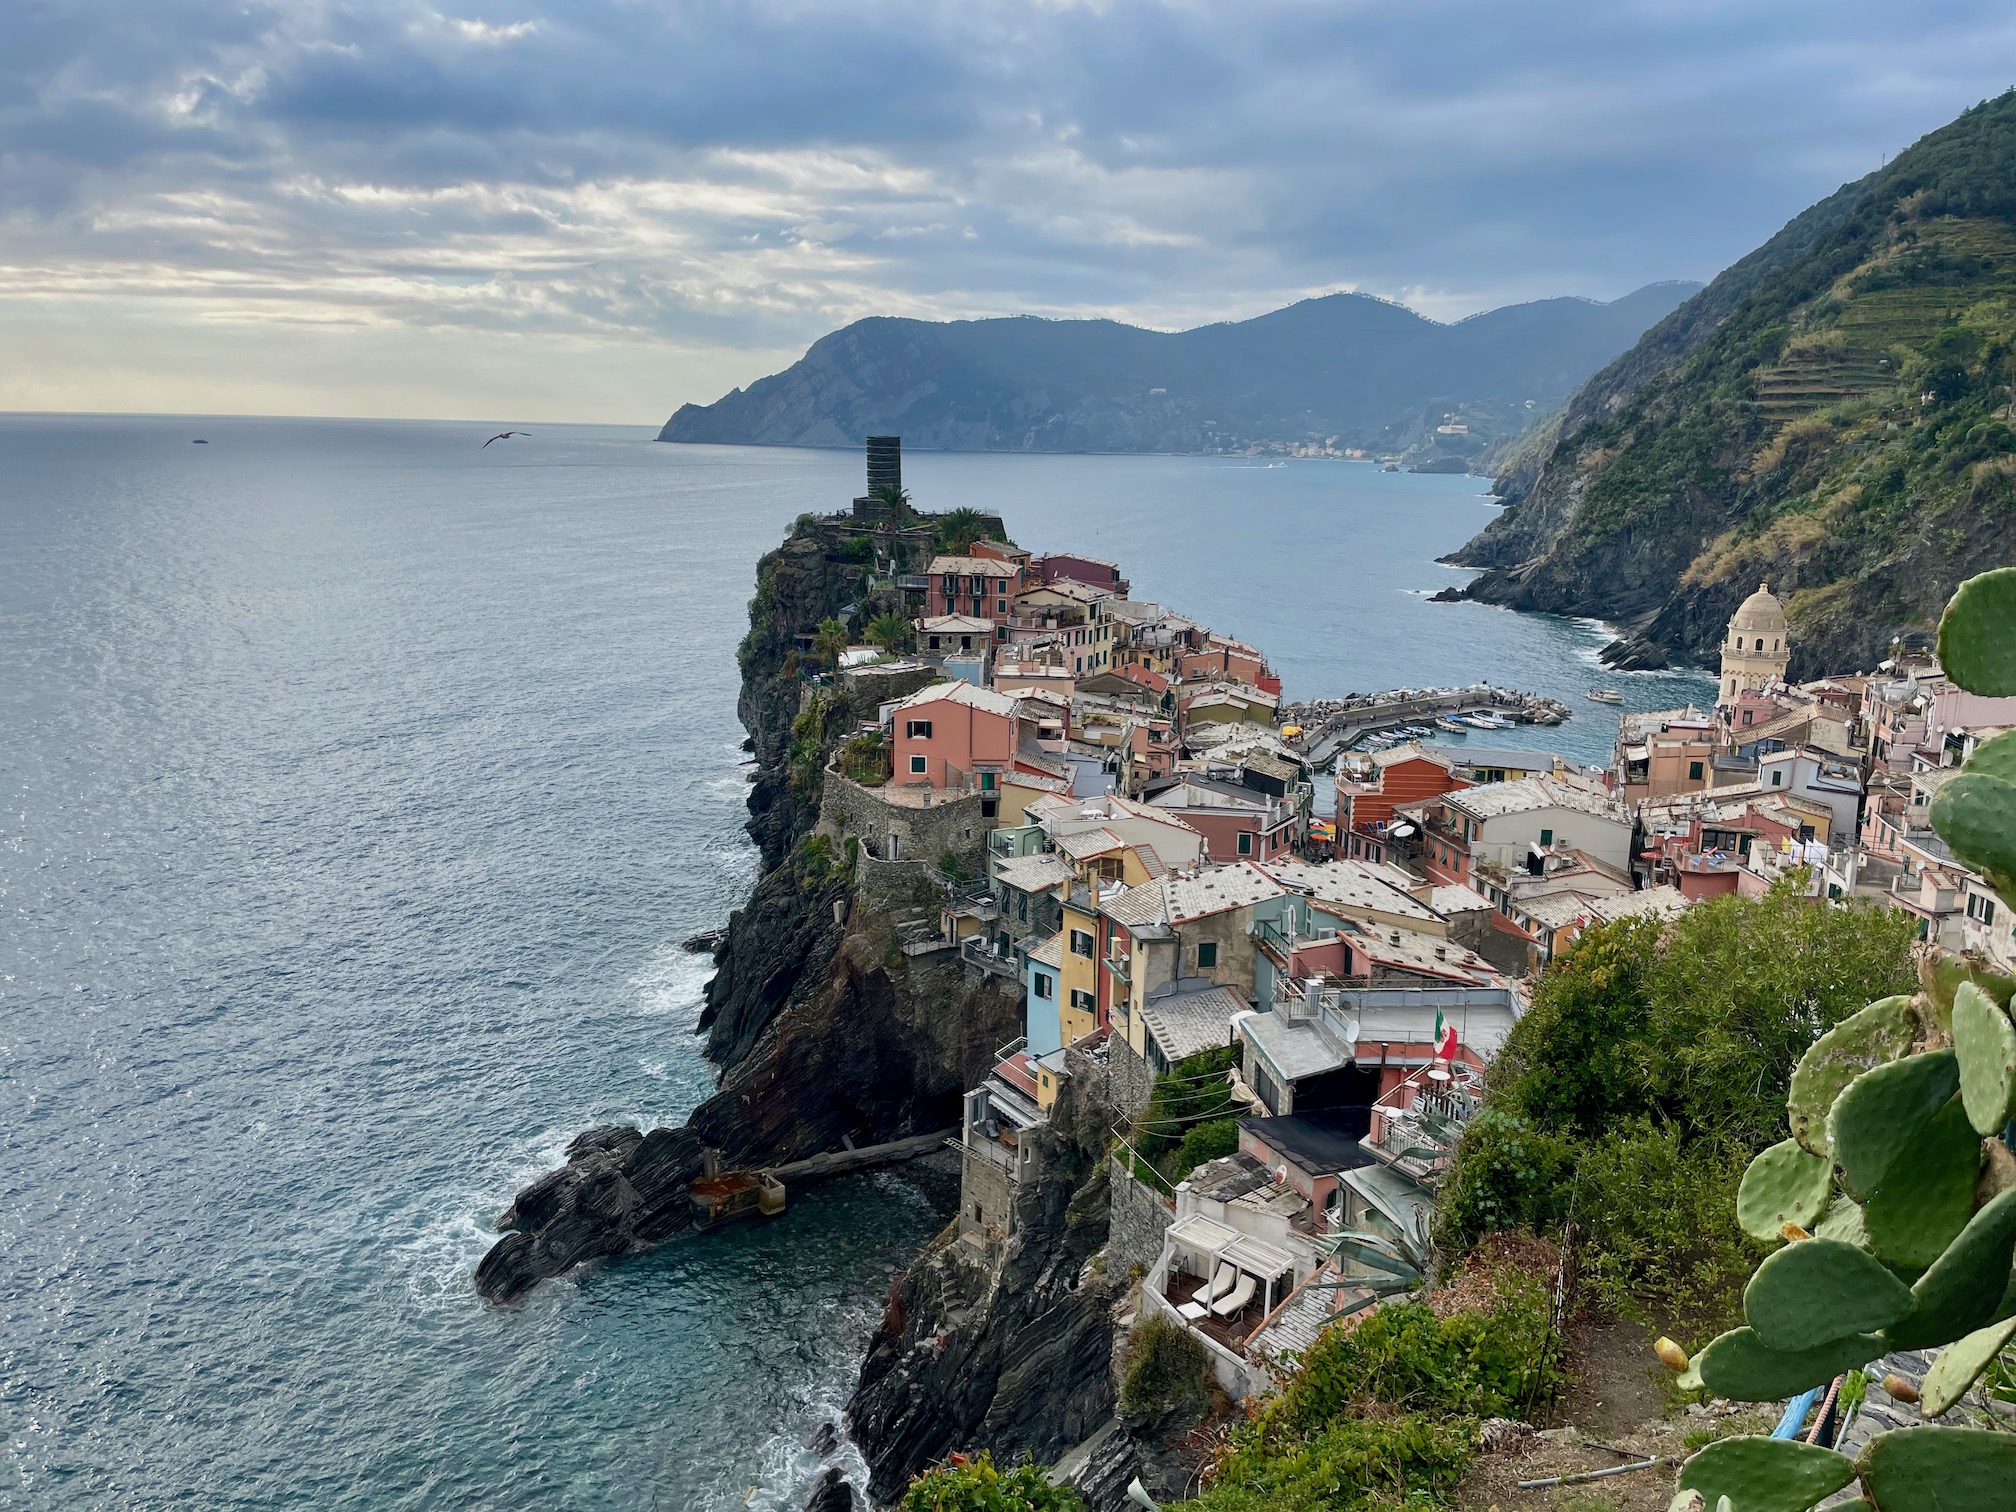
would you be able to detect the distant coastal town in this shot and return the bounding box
[791,434,2013,1409]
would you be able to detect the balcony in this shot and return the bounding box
[1363,1063,1483,1183]
[1101,953,1132,986]
[897,574,930,591]
[1249,916,1293,965]
[961,937,1022,981]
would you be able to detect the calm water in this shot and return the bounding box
[0,415,1709,1510]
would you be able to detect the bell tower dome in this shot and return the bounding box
[1718,582,1790,707]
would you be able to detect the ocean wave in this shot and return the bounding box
[627,944,715,1021]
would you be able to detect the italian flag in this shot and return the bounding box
[1432,1010,1457,1062]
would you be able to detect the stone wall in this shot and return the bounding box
[1104,1156,1174,1280]
[856,853,945,916]
[819,769,990,876]
[1108,1035,1155,1120]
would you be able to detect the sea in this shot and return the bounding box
[0,414,1712,1510]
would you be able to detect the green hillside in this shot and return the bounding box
[1454,90,2016,675]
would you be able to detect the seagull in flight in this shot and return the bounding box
[482,431,530,448]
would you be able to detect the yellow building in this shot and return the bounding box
[1057,890,1103,1046]
[1719,583,1791,708]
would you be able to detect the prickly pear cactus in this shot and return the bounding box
[1661,569,2016,1512]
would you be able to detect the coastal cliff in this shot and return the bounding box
[1449,91,2016,676]
[475,513,1019,1302]
[847,1047,1126,1502]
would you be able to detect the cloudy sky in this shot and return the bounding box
[4,1,2014,422]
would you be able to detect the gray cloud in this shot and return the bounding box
[2,0,2014,418]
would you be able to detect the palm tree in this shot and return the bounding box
[933,506,989,553]
[866,613,910,654]
[811,617,850,670]
[869,481,915,525]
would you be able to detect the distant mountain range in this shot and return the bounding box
[1451,89,2016,676]
[657,283,1701,465]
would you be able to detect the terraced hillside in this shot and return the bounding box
[1452,92,2016,676]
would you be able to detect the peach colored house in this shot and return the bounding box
[888,681,1023,791]
[925,554,1025,623]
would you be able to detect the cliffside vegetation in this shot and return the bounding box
[1439,882,1916,1331]
[1456,90,2016,674]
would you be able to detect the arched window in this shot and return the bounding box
[1755,638,1765,651]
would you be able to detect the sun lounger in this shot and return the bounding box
[1210,1271,1256,1319]
[1202,1262,1235,1304]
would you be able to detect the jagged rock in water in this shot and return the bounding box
[681,929,727,954]
[1598,634,1672,671]
[802,1467,857,1512]
[475,1125,704,1301]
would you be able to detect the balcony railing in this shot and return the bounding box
[1249,916,1293,962]
[1364,1062,1483,1181]
[961,938,1022,981]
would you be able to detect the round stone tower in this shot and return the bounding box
[1719,582,1790,707]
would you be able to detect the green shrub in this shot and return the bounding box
[1265,1276,1557,1432]
[1442,883,1914,1326]
[1194,1412,1475,1512]
[1119,1313,1210,1422]
[836,535,875,563]
[1164,1119,1241,1184]
[1571,1121,1765,1333]
[900,1453,1081,1511]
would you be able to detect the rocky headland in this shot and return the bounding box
[475,513,1023,1304]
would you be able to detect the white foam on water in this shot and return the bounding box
[722,1393,871,1512]
[627,944,715,1022]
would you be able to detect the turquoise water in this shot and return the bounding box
[0,416,1708,1509]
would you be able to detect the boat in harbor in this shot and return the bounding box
[1435,716,1468,732]
[1587,687,1624,704]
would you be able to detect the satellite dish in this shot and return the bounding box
[1343,1019,1361,1045]
[1389,823,1415,838]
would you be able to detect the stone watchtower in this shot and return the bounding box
[1719,582,1791,708]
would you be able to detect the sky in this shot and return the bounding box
[3,1,2015,423]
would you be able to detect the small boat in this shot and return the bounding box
[1587,688,1624,705]
[192,439,208,444]
[1435,717,1468,733]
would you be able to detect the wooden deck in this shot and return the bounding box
[1165,1269,1266,1349]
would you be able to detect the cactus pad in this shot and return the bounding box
[1787,996,1919,1158]
[1855,1424,2016,1511]
[1886,1188,2016,1351]
[1736,1139,1835,1243]
[1676,1436,1856,1512]
[1937,566,2016,697]
[1744,1238,1913,1349]
[1952,982,2016,1135]
[1829,1050,1960,1200]
[1863,1096,1984,1272]
[1918,1315,2016,1418]
[1694,1325,1887,1401]
[1814,1196,1869,1249]
[1930,772,2016,905]
[1921,951,2016,1037]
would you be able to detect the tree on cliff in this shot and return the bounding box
[812,617,850,669]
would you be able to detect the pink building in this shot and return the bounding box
[925,554,1026,624]
[888,681,1025,791]
[1034,551,1129,596]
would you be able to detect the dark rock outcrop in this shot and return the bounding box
[802,1468,857,1512]
[476,1125,705,1301]
[1597,635,1672,671]
[847,1050,1123,1502]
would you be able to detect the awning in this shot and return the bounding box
[1223,1234,1296,1280]
[1167,1214,1239,1255]
[1165,1215,1294,1279]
